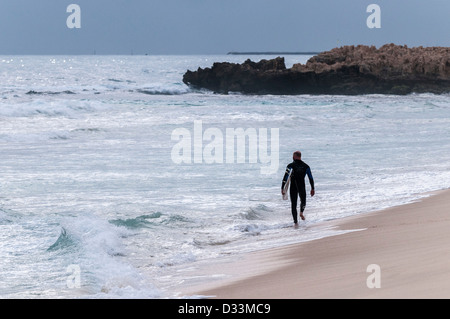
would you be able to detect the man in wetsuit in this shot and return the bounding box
[281,151,315,226]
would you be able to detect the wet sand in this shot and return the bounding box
[180,189,450,299]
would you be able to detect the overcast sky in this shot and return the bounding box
[0,0,449,55]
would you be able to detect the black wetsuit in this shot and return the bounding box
[281,159,315,223]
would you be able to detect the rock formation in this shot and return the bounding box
[183,44,450,95]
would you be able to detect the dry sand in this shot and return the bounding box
[179,189,450,299]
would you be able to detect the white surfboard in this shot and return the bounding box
[282,168,292,200]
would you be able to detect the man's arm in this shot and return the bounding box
[306,167,315,196]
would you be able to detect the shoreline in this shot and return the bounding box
[176,188,450,299]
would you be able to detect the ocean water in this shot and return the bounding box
[0,55,449,298]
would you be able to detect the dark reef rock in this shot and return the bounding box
[183,44,450,95]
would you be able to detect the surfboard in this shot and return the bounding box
[282,168,292,200]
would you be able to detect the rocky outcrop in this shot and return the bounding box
[183,44,450,95]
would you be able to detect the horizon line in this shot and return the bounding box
[227,51,320,55]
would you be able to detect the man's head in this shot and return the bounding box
[293,151,302,160]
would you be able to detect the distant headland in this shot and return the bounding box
[183,44,450,95]
[227,51,320,55]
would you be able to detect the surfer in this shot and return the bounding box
[281,151,315,226]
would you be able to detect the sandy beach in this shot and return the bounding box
[179,189,450,299]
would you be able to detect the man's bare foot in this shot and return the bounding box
[294,222,299,228]
[300,214,305,220]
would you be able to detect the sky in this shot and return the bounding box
[0,0,449,55]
